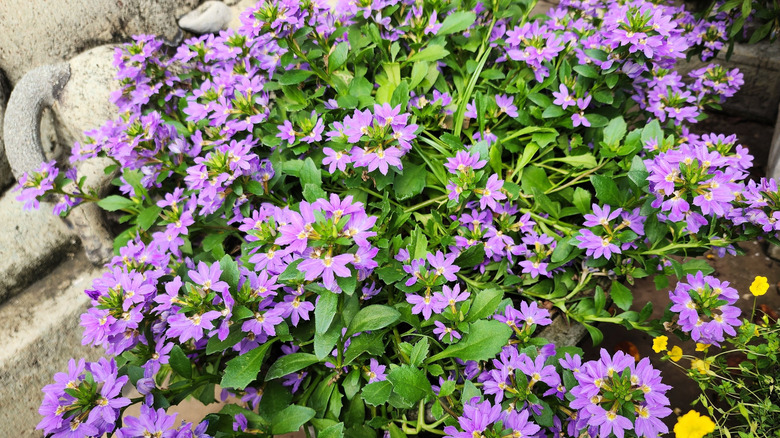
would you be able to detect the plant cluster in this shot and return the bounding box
[18,0,780,437]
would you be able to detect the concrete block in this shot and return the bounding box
[0,253,104,437]
[539,314,587,347]
[0,187,78,303]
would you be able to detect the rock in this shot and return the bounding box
[0,0,199,86]
[4,63,115,265]
[228,0,256,30]
[54,45,120,150]
[539,314,588,347]
[0,187,78,303]
[0,253,104,437]
[3,63,71,181]
[179,1,233,35]
[767,100,780,182]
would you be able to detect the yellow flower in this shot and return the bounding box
[690,359,710,375]
[695,343,710,352]
[652,336,669,353]
[674,410,716,438]
[750,276,769,296]
[669,345,683,362]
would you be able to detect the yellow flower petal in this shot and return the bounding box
[669,345,683,362]
[695,343,710,352]
[750,276,769,297]
[690,359,710,375]
[674,410,716,438]
[652,335,669,353]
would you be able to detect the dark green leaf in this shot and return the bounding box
[266,353,320,380]
[221,341,274,389]
[137,205,162,230]
[387,365,431,403]
[316,290,339,334]
[610,281,633,311]
[408,45,450,62]
[362,380,393,406]
[329,42,349,72]
[219,255,240,289]
[271,405,316,435]
[427,320,511,362]
[394,163,426,201]
[97,195,135,212]
[279,69,315,85]
[590,175,621,206]
[409,338,429,367]
[346,305,400,337]
[169,345,192,379]
[465,288,503,322]
[573,64,598,78]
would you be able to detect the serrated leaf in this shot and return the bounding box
[409,338,429,367]
[271,405,316,435]
[266,353,320,380]
[329,42,349,72]
[219,255,240,289]
[394,163,426,201]
[362,380,393,406]
[221,341,274,389]
[603,117,627,146]
[387,365,430,403]
[590,175,621,206]
[610,281,633,311]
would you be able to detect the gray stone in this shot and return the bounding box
[676,41,780,124]
[54,45,120,151]
[540,314,588,347]
[4,63,71,181]
[0,187,78,303]
[0,0,200,86]
[228,0,255,29]
[0,253,104,437]
[179,1,233,35]
[767,100,780,183]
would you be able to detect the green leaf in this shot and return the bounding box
[343,331,385,365]
[594,285,606,313]
[437,11,476,35]
[590,175,621,206]
[169,345,192,379]
[542,105,564,118]
[97,195,135,212]
[387,365,431,403]
[408,44,450,62]
[303,184,327,203]
[320,423,345,438]
[410,61,429,89]
[610,281,633,311]
[427,320,511,362]
[206,327,245,354]
[548,154,597,169]
[329,42,349,72]
[572,187,592,215]
[301,157,322,188]
[346,305,400,337]
[279,69,314,85]
[573,64,599,78]
[219,254,240,289]
[394,163,426,201]
[362,380,393,406]
[603,117,627,146]
[137,205,162,230]
[316,290,339,334]
[271,405,316,435]
[583,323,603,346]
[550,238,574,263]
[409,338,429,367]
[465,288,503,322]
[221,341,274,389]
[315,318,343,360]
[266,353,320,380]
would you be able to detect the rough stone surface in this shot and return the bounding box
[4,63,71,181]
[0,187,79,303]
[0,0,200,86]
[54,45,119,150]
[677,41,780,124]
[767,101,780,184]
[0,253,104,437]
[228,0,255,29]
[540,314,588,347]
[179,1,233,34]
[0,73,10,191]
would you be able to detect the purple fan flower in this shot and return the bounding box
[365,359,387,383]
